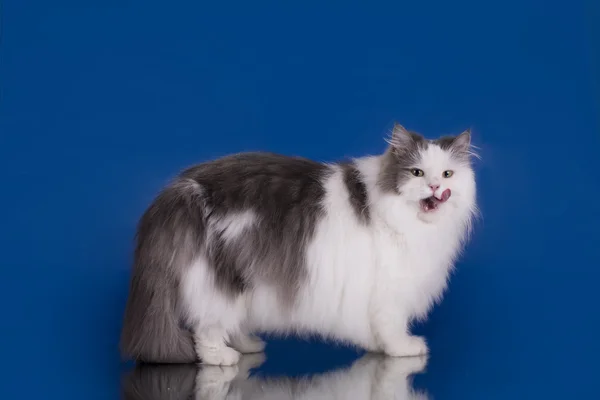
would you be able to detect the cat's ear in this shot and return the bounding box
[388,123,415,150]
[452,129,471,153]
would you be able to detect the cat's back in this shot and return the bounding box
[181,151,328,182]
[177,151,332,213]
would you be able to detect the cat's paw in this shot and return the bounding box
[230,334,266,354]
[199,346,241,366]
[384,336,429,357]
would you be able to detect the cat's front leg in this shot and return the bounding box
[371,310,428,357]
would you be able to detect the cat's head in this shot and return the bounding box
[379,123,477,222]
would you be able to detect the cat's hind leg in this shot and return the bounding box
[180,257,248,366]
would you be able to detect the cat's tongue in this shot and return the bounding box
[420,189,452,212]
[437,189,451,202]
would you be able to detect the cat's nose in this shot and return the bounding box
[429,184,440,192]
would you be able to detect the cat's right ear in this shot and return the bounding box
[452,129,471,153]
[387,123,414,151]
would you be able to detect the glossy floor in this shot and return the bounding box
[124,353,432,400]
[1,0,598,399]
[119,329,597,399]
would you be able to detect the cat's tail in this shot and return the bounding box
[119,265,197,363]
[120,180,205,364]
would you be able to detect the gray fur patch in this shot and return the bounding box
[433,130,472,164]
[433,135,456,151]
[341,162,370,224]
[378,128,428,194]
[180,152,331,301]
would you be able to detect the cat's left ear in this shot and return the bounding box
[452,129,471,153]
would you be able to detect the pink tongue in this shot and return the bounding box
[440,189,451,202]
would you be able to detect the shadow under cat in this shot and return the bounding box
[122,353,428,400]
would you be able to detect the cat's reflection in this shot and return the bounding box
[123,353,428,400]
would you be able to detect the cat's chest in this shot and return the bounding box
[374,222,457,275]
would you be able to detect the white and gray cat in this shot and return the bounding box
[123,353,429,400]
[120,123,478,365]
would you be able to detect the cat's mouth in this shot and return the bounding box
[419,189,451,212]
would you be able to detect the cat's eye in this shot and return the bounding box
[411,168,424,177]
[443,170,454,178]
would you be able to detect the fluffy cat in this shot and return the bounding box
[122,353,429,400]
[120,123,478,365]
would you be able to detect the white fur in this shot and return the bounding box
[214,210,257,243]
[181,146,476,365]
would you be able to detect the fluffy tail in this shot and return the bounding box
[120,181,205,364]
[120,266,196,363]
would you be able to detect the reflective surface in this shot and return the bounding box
[1,0,599,399]
[123,353,429,400]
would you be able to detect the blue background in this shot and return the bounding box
[1,0,598,398]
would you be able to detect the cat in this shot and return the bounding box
[120,123,478,365]
[122,352,429,400]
